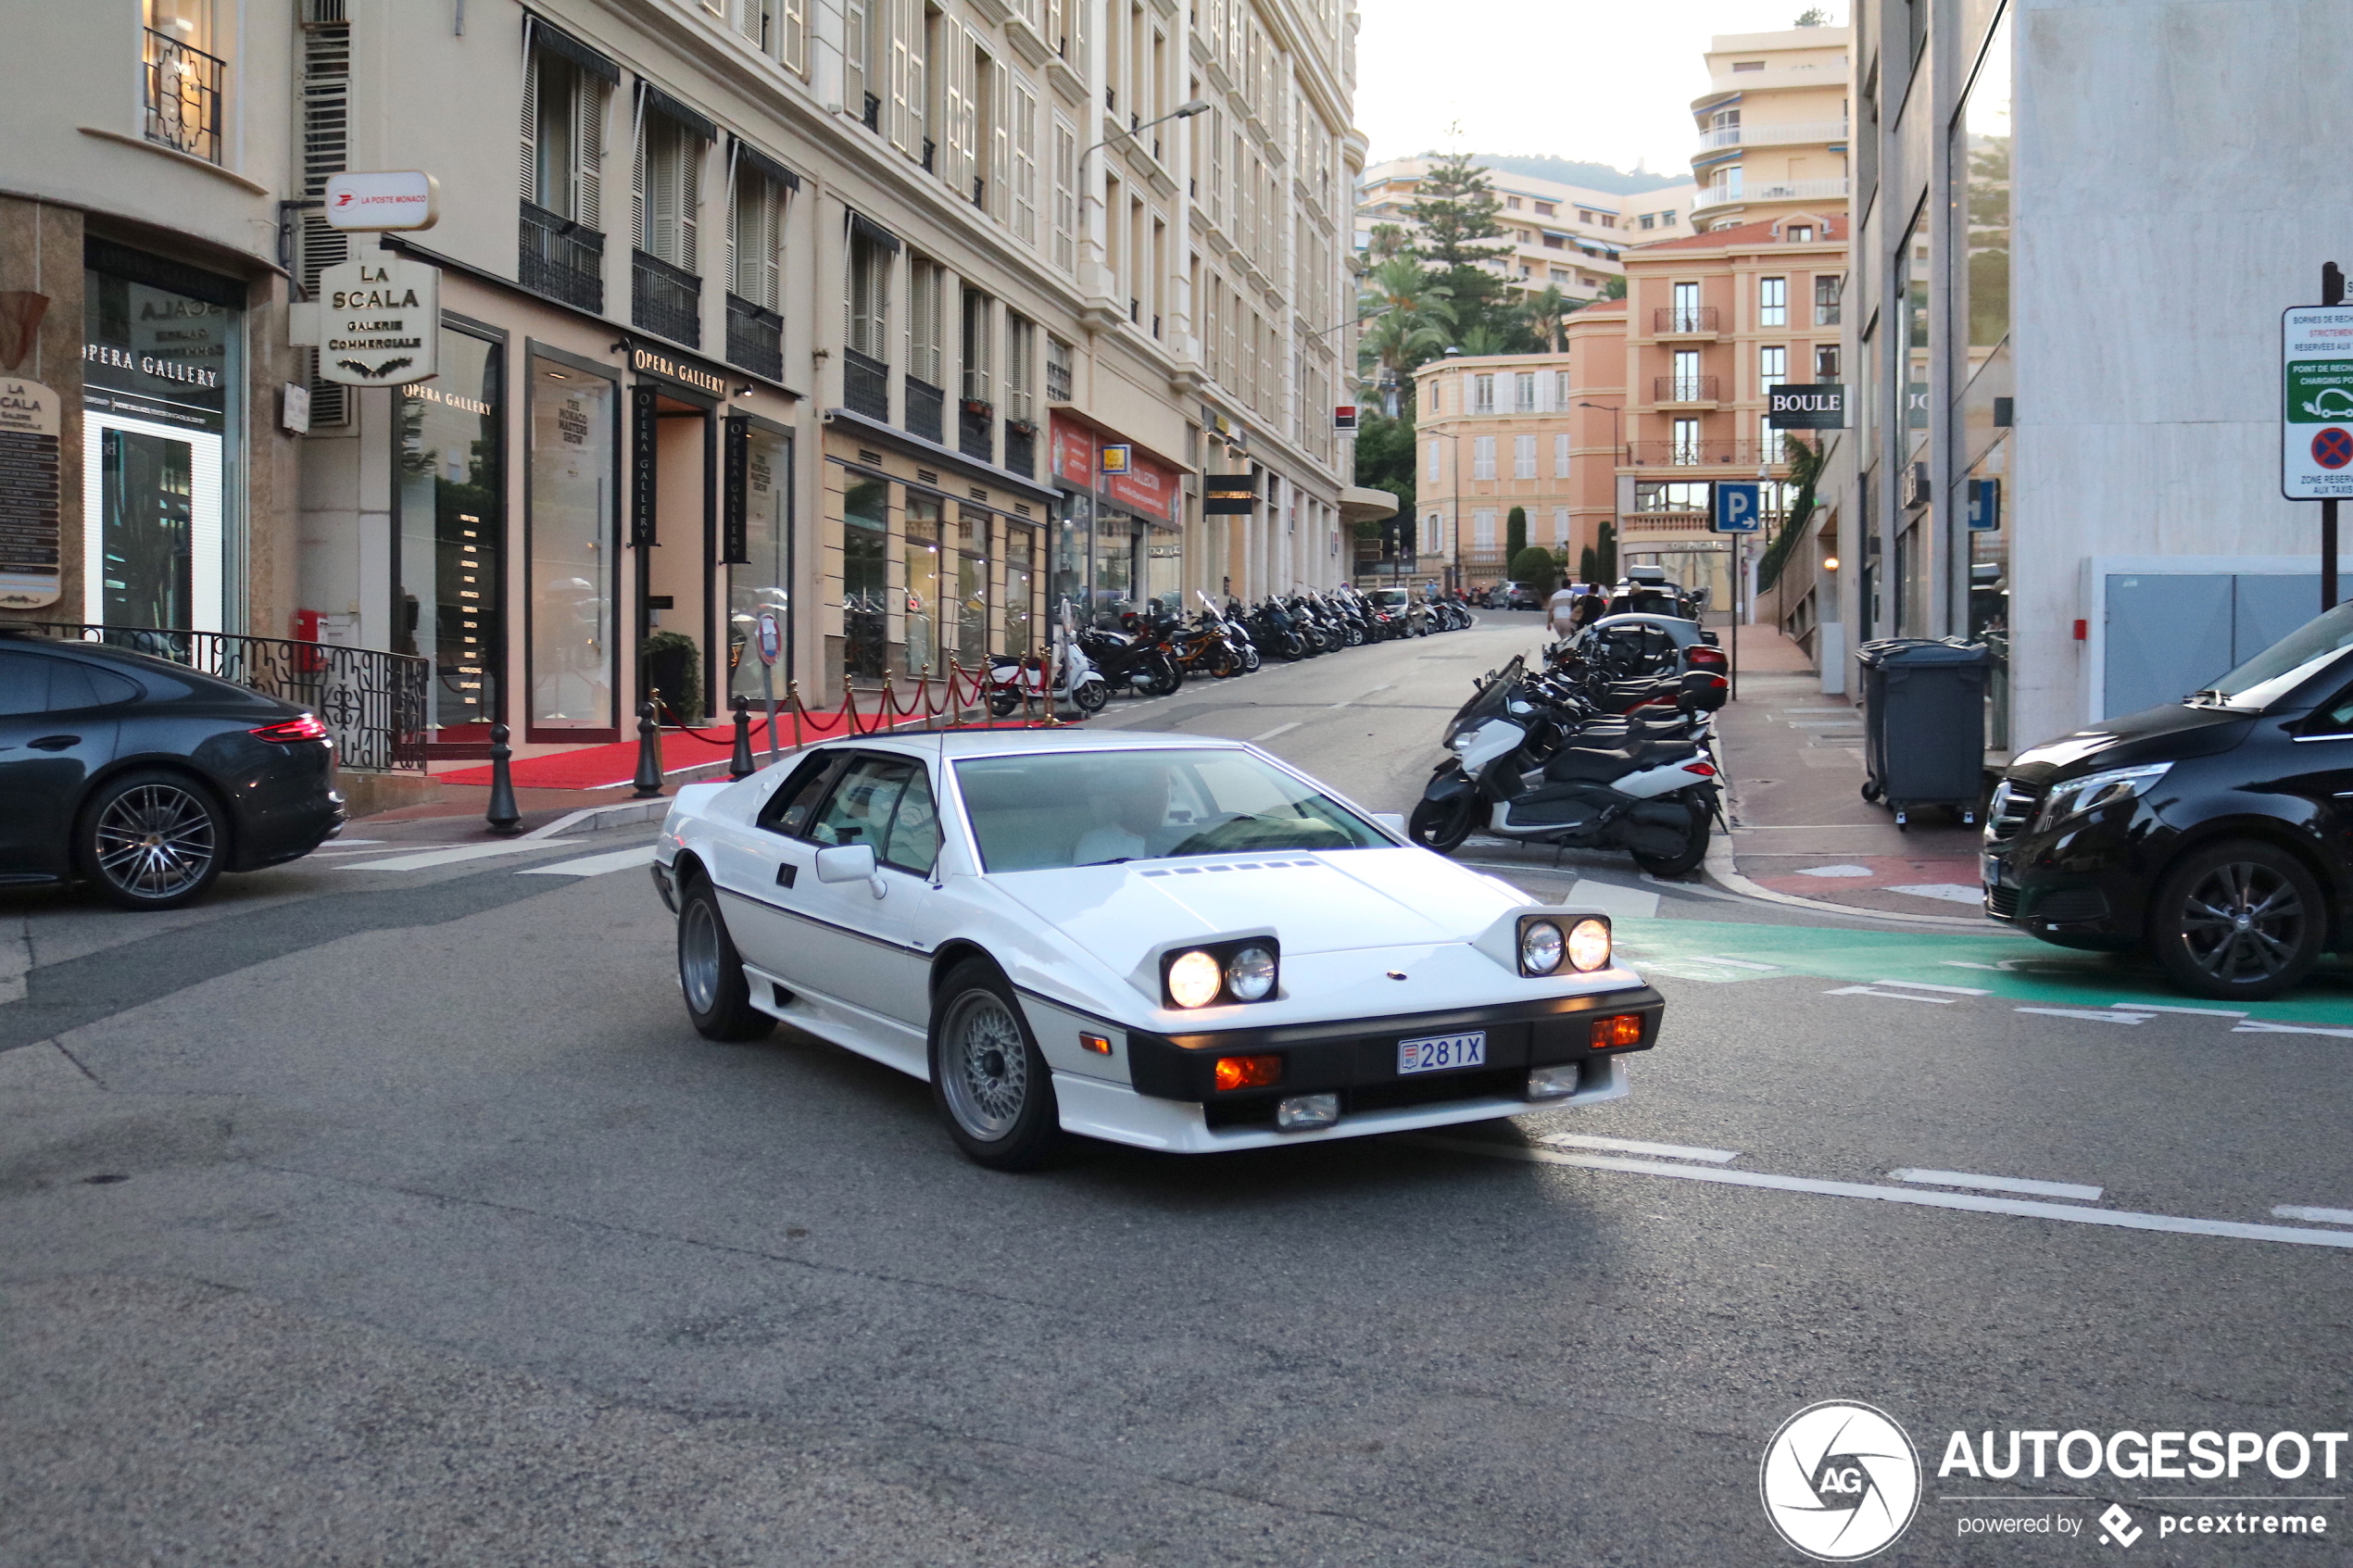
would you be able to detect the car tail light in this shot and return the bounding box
[1590,1014,1644,1049]
[1214,1054,1283,1091]
[251,714,331,743]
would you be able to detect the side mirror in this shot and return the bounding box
[814,843,878,884]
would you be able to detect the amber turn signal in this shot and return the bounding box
[1214,1054,1283,1091]
[1079,1032,1113,1055]
[1589,1013,1644,1049]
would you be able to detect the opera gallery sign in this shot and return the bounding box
[288,259,440,386]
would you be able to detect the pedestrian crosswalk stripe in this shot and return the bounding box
[517,846,654,877]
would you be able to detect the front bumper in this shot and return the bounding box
[1982,812,2155,946]
[1122,985,1664,1132]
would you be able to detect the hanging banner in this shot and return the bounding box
[630,383,660,547]
[722,415,749,563]
[0,377,62,608]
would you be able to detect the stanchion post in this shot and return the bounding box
[631,699,664,797]
[728,694,756,779]
[484,722,522,835]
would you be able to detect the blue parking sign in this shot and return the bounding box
[1713,482,1762,533]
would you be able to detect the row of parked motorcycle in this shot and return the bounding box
[986,587,1475,717]
[1406,620,1732,878]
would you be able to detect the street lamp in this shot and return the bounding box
[1078,100,1212,196]
[1579,400,1624,588]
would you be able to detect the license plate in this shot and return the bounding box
[1398,1031,1486,1074]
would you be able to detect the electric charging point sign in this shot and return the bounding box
[2283,306,2353,498]
[1713,481,1763,533]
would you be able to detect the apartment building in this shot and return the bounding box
[1827,0,2349,756]
[1356,157,1694,305]
[1689,24,1850,232]
[2,0,1365,776]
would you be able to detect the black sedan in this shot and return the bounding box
[0,631,344,909]
[1984,601,2353,999]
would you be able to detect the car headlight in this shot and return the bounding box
[1518,919,1565,975]
[1166,949,1225,1009]
[1227,945,1277,1001]
[1567,917,1612,972]
[2032,762,2172,832]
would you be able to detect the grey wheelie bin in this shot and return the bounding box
[1856,638,1990,829]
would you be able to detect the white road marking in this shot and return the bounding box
[1563,879,1662,919]
[1694,955,1779,971]
[1538,1132,1741,1163]
[2015,1007,2154,1024]
[1415,1139,2353,1250]
[1793,863,1874,877]
[1778,707,1856,714]
[2233,1020,2353,1039]
[1887,883,1986,905]
[1872,979,1992,996]
[1250,722,1301,742]
[340,841,573,872]
[1891,1168,2104,1201]
[1357,684,1394,697]
[0,911,27,1006]
[2272,1205,2353,1226]
[1827,985,1955,1003]
[2107,1002,2247,1017]
[517,845,654,877]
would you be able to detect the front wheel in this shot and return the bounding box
[1630,801,1711,880]
[1070,677,1110,715]
[677,876,775,1041]
[1407,791,1479,854]
[2148,840,2324,1000]
[928,960,1064,1171]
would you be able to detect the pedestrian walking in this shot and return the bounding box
[1546,580,1580,639]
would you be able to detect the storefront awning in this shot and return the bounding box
[1340,486,1400,525]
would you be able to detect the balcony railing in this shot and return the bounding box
[1696,119,1850,152]
[632,250,701,348]
[1003,421,1038,478]
[724,293,784,382]
[958,399,993,461]
[1623,438,1792,469]
[843,347,890,420]
[904,374,945,443]
[1620,511,1718,536]
[1655,375,1720,403]
[520,203,603,313]
[22,623,427,771]
[1654,306,1719,334]
[143,28,224,164]
[1695,177,1850,210]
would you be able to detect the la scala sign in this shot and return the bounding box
[289,258,440,386]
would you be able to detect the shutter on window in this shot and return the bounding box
[988,56,1010,220]
[301,19,352,427]
[679,132,701,274]
[519,49,538,203]
[889,0,920,157]
[576,77,607,230]
[1011,81,1037,244]
[843,0,866,114]
[631,105,649,252]
[782,0,805,73]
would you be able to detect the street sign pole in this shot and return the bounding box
[2328,263,2346,612]
[1711,481,1764,701]
[2283,263,2352,611]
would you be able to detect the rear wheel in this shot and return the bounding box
[2148,840,2324,1000]
[928,960,1064,1171]
[79,769,226,910]
[988,692,1021,718]
[1407,791,1479,854]
[1630,800,1711,880]
[677,875,775,1040]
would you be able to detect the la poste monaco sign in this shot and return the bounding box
[323,170,439,232]
[290,259,439,386]
[2283,306,2353,499]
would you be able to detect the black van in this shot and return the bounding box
[1984,602,2353,999]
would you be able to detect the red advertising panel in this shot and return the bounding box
[1051,415,1094,488]
[1048,412,1179,522]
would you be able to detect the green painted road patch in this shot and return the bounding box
[1614,918,2353,1029]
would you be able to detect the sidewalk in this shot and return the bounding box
[1711,625,1990,923]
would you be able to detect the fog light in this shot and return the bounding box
[1527,1064,1580,1100]
[1214,1054,1283,1092]
[1589,1013,1644,1048]
[1276,1093,1340,1130]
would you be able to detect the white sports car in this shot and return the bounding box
[651,731,1664,1170]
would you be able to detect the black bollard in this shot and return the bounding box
[484,722,522,835]
[631,698,664,798]
[728,693,756,780]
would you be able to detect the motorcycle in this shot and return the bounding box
[1407,655,1722,878]
[1076,608,1183,697]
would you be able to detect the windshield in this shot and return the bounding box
[953,749,1389,872]
[2193,602,2353,709]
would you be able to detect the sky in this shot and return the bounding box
[1350,1,1848,182]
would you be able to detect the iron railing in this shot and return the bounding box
[904,374,945,444]
[1003,422,1038,478]
[22,623,427,772]
[1624,438,1791,469]
[958,400,993,461]
[725,293,784,381]
[843,347,890,419]
[520,202,603,312]
[1654,306,1719,334]
[1655,375,1720,403]
[143,28,225,164]
[632,249,701,347]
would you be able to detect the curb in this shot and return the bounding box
[1700,829,1988,929]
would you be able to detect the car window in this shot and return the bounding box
[809,755,913,847]
[877,765,941,876]
[0,652,45,715]
[757,752,847,838]
[44,659,142,711]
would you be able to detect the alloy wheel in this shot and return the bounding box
[939,989,1028,1138]
[93,784,217,901]
[680,898,724,1014]
[2177,860,2307,985]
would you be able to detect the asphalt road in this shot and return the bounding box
[6,613,2352,1566]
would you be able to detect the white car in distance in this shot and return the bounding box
[652,732,1664,1170]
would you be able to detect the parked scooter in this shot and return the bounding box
[987,606,1110,715]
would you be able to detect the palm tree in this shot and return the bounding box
[1457,320,1511,357]
[1356,255,1453,418]
[1521,283,1576,352]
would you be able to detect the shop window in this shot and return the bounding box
[955,505,990,665]
[526,357,617,732]
[1003,523,1038,655]
[904,494,943,676]
[726,423,791,706]
[397,328,504,737]
[842,476,889,680]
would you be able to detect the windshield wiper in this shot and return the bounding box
[2184,687,2226,706]
[1077,856,1135,866]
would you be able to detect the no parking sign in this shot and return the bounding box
[2283,305,2353,498]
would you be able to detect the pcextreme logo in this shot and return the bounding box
[1760,1401,1924,1561]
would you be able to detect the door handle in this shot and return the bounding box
[28,735,80,752]
[775,862,798,887]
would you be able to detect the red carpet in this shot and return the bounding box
[436,710,1058,790]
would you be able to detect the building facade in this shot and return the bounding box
[1356,157,1694,307]
[6,0,1365,773]
[1832,0,2351,754]
[1688,23,1852,232]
